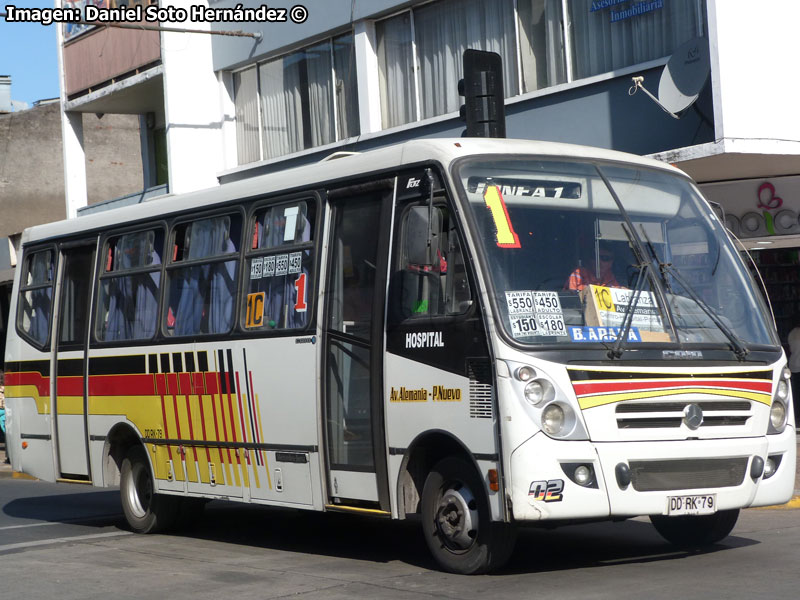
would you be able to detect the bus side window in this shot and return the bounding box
[96,229,163,342]
[165,214,242,337]
[17,249,55,347]
[243,200,315,331]
[389,204,472,322]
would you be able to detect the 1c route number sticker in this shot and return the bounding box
[505,291,565,338]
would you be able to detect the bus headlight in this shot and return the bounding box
[768,399,787,434]
[524,380,544,404]
[504,361,588,440]
[542,404,565,435]
[777,379,789,401]
[541,402,578,438]
[524,379,554,406]
[516,366,536,382]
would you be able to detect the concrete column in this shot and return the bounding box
[218,71,238,172]
[354,20,382,135]
[60,113,88,219]
[161,0,225,194]
[57,0,87,219]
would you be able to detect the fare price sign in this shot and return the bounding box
[505,291,566,338]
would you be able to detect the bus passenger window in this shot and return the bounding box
[165,214,241,337]
[243,200,315,331]
[96,229,164,342]
[389,204,471,322]
[17,249,55,347]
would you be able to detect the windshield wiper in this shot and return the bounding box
[660,261,750,361]
[594,167,679,358]
[636,224,749,361]
[608,253,649,359]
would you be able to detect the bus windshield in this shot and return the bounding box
[454,157,777,350]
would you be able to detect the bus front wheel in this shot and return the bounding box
[120,445,178,533]
[421,457,516,574]
[650,509,739,548]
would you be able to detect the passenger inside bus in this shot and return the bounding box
[102,231,161,341]
[169,216,239,337]
[246,201,312,330]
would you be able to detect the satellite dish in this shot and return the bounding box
[658,37,710,114]
[629,37,710,119]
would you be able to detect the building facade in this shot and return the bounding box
[0,80,142,358]
[56,0,800,343]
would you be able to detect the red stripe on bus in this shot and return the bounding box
[572,378,772,397]
[205,372,219,395]
[88,374,158,396]
[5,372,50,397]
[56,376,82,397]
[159,387,174,465]
[224,368,241,467]
[216,370,234,467]
[193,372,205,395]
[235,371,251,465]
[156,372,167,396]
[249,369,265,467]
[180,373,199,463]
[196,388,212,465]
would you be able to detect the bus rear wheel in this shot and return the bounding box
[650,509,739,548]
[421,457,516,574]
[120,445,178,533]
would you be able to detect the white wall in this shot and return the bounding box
[709,0,800,144]
[161,0,226,194]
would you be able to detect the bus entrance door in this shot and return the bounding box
[53,243,95,481]
[323,188,391,511]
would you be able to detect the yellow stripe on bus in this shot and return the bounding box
[5,385,51,414]
[579,387,772,410]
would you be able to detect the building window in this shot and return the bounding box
[233,33,360,165]
[518,0,567,92]
[376,0,705,129]
[377,0,519,129]
[568,0,706,80]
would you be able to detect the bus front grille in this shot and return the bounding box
[615,401,751,429]
[629,457,749,492]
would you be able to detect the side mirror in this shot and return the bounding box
[405,206,442,266]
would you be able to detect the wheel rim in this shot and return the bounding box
[125,462,152,519]
[434,482,479,552]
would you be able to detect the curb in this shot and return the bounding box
[0,468,36,480]
[753,495,800,510]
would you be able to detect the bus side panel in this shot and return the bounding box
[4,295,57,482]
[385,352,503,520]
[231,337,318,507]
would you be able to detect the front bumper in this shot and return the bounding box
[509,426,796,521]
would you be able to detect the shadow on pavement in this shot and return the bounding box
[0,486,760,573]
[2,490,124,527]
[164,502,758,573]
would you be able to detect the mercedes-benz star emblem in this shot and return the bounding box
[683,403,704,430]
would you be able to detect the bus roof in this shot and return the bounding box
[23,137,683,245]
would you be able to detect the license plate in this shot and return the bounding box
[666,494,717,516]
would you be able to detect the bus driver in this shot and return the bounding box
[566,241,620,291]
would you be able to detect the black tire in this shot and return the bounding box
[120,445,179,533]
[650,508,739,548]
[421,457,516,574]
